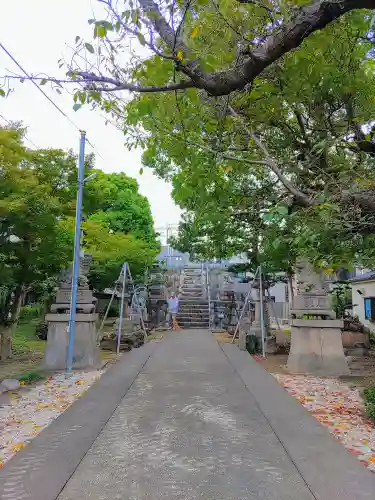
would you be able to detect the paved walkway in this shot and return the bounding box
[1,330,375,500]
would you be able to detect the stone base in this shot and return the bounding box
[342,330,370,349]
[238,330,247,351]
[345,346,369,357]
[265,337,277,354]
[44,313,100,370]
[287,319,349,376]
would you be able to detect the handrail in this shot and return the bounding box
[205,262,212,329]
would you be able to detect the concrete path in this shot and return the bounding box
[1,330,375,500]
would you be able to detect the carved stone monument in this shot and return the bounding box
[287,260,349,375]
[44,253,100,370]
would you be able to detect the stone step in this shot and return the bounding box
[179,301,209,309]
[178,322,210,328]
[177,313,209,319]
[179,306,209,311]
[180,297,208,304]
[178,304,209,309]
[179,300,209,304]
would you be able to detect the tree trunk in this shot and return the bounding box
[0,285,26,360]
[287,272,294,305]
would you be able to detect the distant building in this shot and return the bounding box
[156,246,248,269]
[350,271,375,329]
[156,246,189,268]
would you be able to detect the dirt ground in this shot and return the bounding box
[258,351,375,392]
[214,331,375,390]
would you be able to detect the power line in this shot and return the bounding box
[0,41,105,161]
[0,112,40,149]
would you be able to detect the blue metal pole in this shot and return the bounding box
[66,131,86,374]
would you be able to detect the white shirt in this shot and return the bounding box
[167,297,179,313]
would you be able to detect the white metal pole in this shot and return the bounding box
[266,287,282,332]
[127,266,148,341]
[259,266,266,358]
[117,264,127,354]
[98,284,117,338]
[231,266,260,344]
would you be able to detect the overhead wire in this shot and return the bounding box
[0,41,105,161]
[0,111,40,149]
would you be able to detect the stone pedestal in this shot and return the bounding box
[251,288,262,337]
[238,329,247,351]
[43,253,100,370]
[264,336,277,354]
[44,313,100,370]
[288,319,349,375]
[287,259,349,376]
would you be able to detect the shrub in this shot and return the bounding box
[363,386,375,422]
[20,303,43,320]
[107,304,120,318]
[18,370,46,384]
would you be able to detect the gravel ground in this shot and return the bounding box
[273,373,375,472]
[0,369,107,468]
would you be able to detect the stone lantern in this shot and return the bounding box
[44,253,100,370]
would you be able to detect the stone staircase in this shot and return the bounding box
[177,267,210,329]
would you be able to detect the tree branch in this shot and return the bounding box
[75,72,195,92]
[4,1,372,99]
[228,106,316,206]
[135,0,375,96]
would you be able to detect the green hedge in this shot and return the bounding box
[363,386,375,422]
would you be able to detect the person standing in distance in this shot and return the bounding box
[167,292,180,329]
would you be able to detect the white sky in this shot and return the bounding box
[0,0,181,229]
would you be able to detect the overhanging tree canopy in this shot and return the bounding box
[3,1,375,97]
[3,0,375,270]
[118,8,375,270]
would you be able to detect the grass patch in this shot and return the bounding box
[363,386,375,422]
[18,369,46,385]
[0,320,45,380]
[12,320,46,355]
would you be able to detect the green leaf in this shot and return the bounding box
[85,42,95,54]
[139,167,144,175]
[262,213,274,222]
[40,79,47,86]
[136,32,146,46]
[277,205,289,216]
[95,25,107,38]
[73,103,82,112]
[272,238,281,249]
[0,89,5,97]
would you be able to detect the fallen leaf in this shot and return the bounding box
[11,443,25,452]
